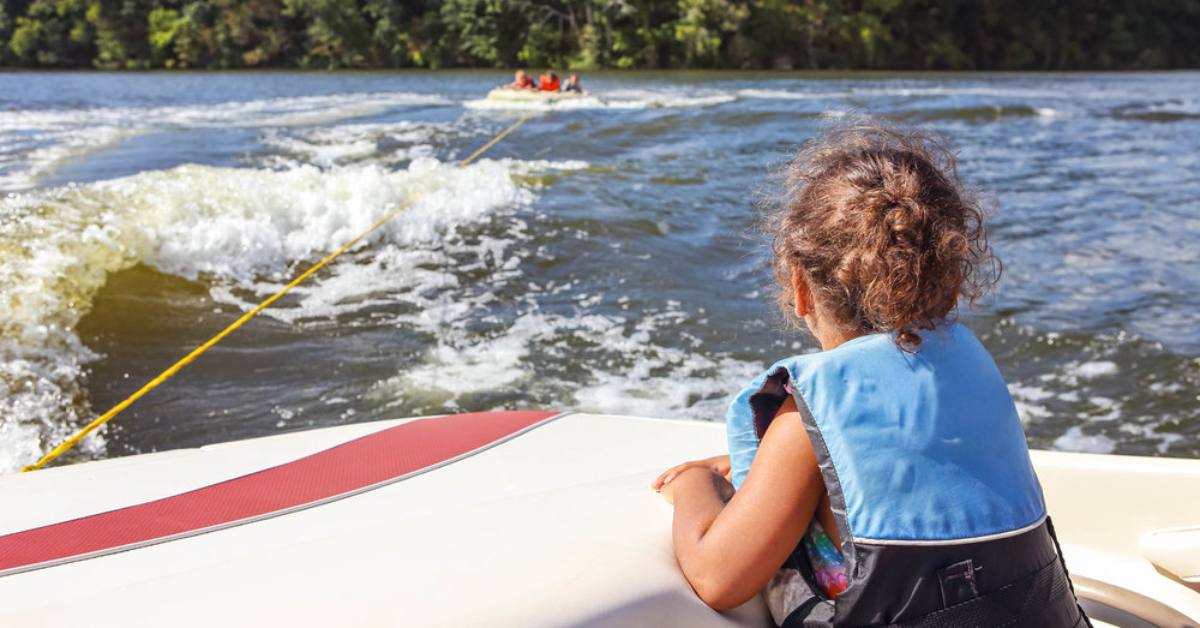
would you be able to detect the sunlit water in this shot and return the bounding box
[2,70,1198,472]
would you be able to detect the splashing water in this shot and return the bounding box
[2,70,1198,471]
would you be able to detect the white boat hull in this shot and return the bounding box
[0,412,1196,626]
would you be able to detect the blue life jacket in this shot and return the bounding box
[726,324,1087,627]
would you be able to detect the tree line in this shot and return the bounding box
[2,0,1197,71]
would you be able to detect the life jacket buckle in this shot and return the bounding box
[938,559,981,608]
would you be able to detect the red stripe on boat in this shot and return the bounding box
[0,411,558,576]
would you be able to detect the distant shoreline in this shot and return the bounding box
[3,1,1195,75]
[3,67,1198,76]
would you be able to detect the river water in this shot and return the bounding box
[1,70,1197,472]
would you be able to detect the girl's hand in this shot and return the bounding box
[658,467,736,505]
[659,475,680,505]
[652,454,731,491]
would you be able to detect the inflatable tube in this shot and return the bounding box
[486,87,586,104]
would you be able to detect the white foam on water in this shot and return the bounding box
[259,120,458,169]
[565,306,763,420]
[0,92,451,191]
[462,88,736,113]
[737,86,1078,123]
[503,158,591,174]
[1053,426,1117,454]
[0,154,550,472]
[736,88,851,101]
[1083,396,1121,422]
[0,126,136,191]
[262,133,380,168]
[372,300,764,421]
[845,85,1073,100]
[737,85,1076,103]
[1008,382,1055,423]
[202,158,587,324]
[575,350,761,421]
[1012,401,1049,425]
[374,312,551,405]
[1117,423,1184,455]
[1116,97,1200,118]
[603,89,737,109]
[1073,360,1119,379]
[0,92,451,135]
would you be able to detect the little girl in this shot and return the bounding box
[653,125,1088,627]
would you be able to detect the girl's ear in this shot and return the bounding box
[791,269,812,318]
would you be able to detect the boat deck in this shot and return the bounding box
[1,413,1196,626]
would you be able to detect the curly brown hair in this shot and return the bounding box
[766,123,1000,348]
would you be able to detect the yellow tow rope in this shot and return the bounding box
[22,114,531,473]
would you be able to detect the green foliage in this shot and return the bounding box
[286,0,376,68]
[435,0,526,67]
[363,0,421,66]
[1,0,1197,70]
[7,0,93,66]
[672,0,746,67]
[0,4,9,64]
[517,18,561,68]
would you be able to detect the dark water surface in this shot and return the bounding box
[1,70,1197,471]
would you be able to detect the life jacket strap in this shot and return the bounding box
[1046,516,1095,628]
[936,559,980,608]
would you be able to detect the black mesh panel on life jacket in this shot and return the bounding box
[780,519,1086,628]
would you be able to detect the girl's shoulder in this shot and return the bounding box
[729,322,988,419]
[754,322,991,398]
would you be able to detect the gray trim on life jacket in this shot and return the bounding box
[854,515,1048,546]
[751,365,858,577]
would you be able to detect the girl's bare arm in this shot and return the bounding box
[661,396,825,610]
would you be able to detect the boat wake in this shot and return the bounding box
[3,74,1197,470]
[0,92,452,192]
[0,155,549,472]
